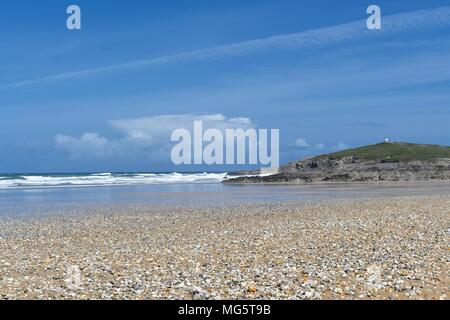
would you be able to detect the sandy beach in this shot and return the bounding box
[0,195,448,300]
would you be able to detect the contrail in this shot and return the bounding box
[1,6,450,90]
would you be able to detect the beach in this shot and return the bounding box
[0,194,448,300]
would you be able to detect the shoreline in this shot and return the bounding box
[3,181,450,219]
[221,176,450,186]
[0,194,448,300]
[223,179,450,186]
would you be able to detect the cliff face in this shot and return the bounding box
[225,143,450,184]
[286,157,450,182]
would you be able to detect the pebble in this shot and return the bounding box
[0,195,448,300]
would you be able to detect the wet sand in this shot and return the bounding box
[2,180,450,216]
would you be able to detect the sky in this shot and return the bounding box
[0,0,449,173]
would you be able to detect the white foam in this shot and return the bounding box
[0,172,229,189]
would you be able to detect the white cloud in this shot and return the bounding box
[293,138,310,148]
[110,113,254,144]
[291,139,327,150]
[2,6,450,89]
[55,114,255,161]
[55,133,111,160]
[290,139,329,154]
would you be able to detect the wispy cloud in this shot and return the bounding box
[2,6,450,90]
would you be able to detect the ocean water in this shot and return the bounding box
[0,172,228,189]
[0,172,449,216]
[0,172,241,215]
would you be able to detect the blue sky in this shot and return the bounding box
[1,0,449,173]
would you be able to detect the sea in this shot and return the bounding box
[0,172,449,216]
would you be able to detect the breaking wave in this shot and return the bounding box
[0,172,229,189]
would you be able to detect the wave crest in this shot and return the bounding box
[0,172,228,189]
